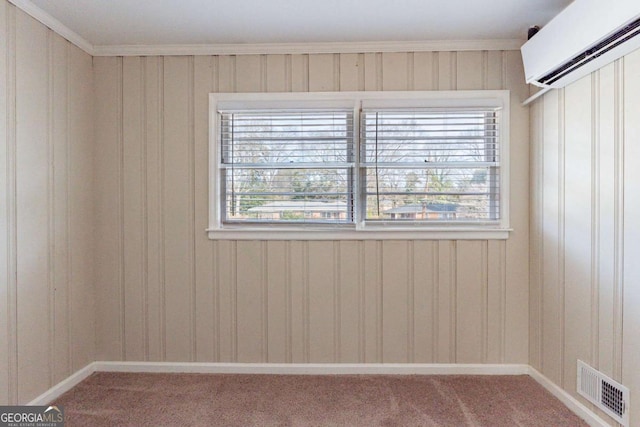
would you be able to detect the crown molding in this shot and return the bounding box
[9,0,523,58]
[8,0,95,55]
[92,39,523,56]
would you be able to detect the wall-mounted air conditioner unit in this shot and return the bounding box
[521,0,640,88]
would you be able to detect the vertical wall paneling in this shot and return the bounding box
[142,56,163,361]
[412,52,435,91]
[0,5,94,404]
[15,11,51,402]
[188,57,197,363]
[622,49,640,427]
[456,51,483,90]
[488,241,506,363]
[67,43,94,372]
[407,241,414,362]
[407,53,414,90]
[92,48,530,372]
[266,55,286,92]
[235,55,262,92]
[52,34,69,382]
[94,57,122,361]
[215,240,235,362]
[302,242,310,362]
[288,241,305,362]
[529,102,540,373]
[436,241,455,363]
[333,242,340,362]
[159,55,169,361]
[260,242,268,362]
[362,240,381,362]
[162,56,194,361]
[412,241,435,363]
[455,241,484,363]
[381,241,409,362]
[437,52,456,90]
[308,54,336,92]
[284,241,293,362]
[307,241,335,362]
[357,242,366,362]
[590,72,600,370]
[235,241,264,362]
[0,0,16,405]
[0,0,8,402]
[217,55,235,92]
[562,76,593,395]
[140,57,149,363]
[596,62,615,378]
[363,53,380,91]
[381,53,408,90]
[531,50,640,426]
[339,54,359,92]
[338,241,360,362]
[290,55,308,92]
[117,57,125,361]
[612,59,624,383]
[266,241,286,362]
[486,51,504,90]
[557,87,566,388]
[529,97,542,370]
[194,55,215,362]
[46,30,55,389]
[540,90,562,384]
[122,56,144,361]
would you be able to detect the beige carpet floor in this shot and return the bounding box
[53,373,588,426]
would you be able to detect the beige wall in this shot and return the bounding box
[529,49,640,426]
[0,4,95,404]
[93,51,530,365]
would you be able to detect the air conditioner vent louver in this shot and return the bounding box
[539,17,640,86]
[521,0,640,89]
[577,360,630,426]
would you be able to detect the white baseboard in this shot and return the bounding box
[93,361,530,376]
[24,360,612,427]
[27,363,96,405]
[26,362,529,404]
[527,367,611,427]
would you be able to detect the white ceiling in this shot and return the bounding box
[28,0,572,47]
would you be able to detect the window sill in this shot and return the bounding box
[206,227,512,241]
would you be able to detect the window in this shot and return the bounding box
[220,110,355,225]
[209,91,510,240]
[360,109,500,223]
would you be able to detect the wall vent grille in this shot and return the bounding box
[577,360,629,426]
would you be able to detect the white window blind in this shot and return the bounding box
[220,110,355,224]
[360,109,501,223]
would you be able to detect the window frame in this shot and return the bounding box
[208,90,511,240]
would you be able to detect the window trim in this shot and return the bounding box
[208,90,511,240]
